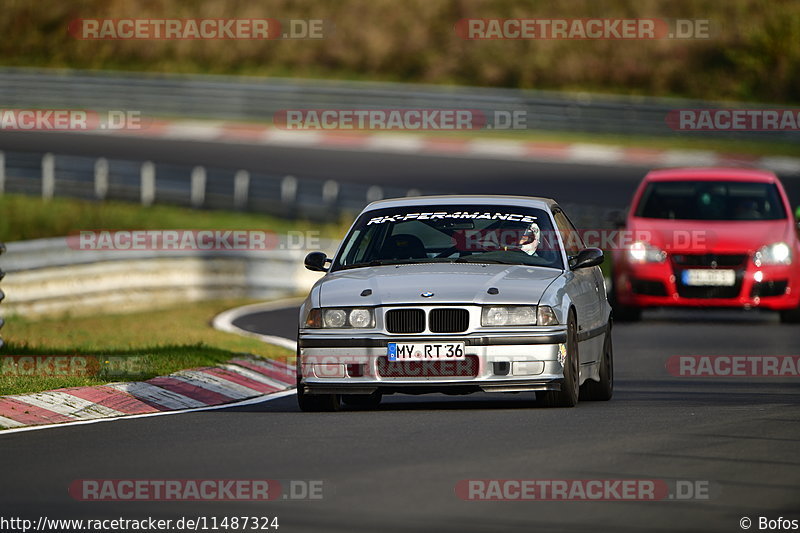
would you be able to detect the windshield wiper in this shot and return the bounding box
[453,257,518,265]
[338,258,454,270]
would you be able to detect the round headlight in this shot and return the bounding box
[323,309,347,328]
[771,242,791,263]
[629,241,647,262]
[484,307,509,326]
[628,241,665,263]
[349,308,372,328]
[512,306,537,325]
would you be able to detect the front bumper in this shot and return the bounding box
[615,258,799,310]
[298,330,568,395]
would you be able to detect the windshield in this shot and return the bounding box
[635,180,787,221]
[331,204,563,271]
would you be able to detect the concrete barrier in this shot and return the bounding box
[0,236,336,318]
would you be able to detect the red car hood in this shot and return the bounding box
[627,217,793,254]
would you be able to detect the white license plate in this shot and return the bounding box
[387,342,465,361]
[681,269,736,286]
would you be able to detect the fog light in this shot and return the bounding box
[313,364,345,378]
[512,361,545,376]
[493,361,510,376]
[347,364,366,377]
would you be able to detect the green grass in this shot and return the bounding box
[0,299,294,396]
[0,194,349,243]
[2,0,799,104]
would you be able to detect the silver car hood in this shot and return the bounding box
[318,263,562,307]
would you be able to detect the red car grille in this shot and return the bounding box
[672,253,748,267]
[377,355,479,378]
[671,254,746,299]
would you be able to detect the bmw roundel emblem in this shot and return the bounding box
[421,291,434,298]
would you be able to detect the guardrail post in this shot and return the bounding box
[322,180,339,205]
[0,151,5,195]
[42,153,55,200]
[140,161,155,207]
[367,185,383,203]
[94,158,108,200]
[233,170,250,210]
[190,165,206,208]
[281,175,297,205]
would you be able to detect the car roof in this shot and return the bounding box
[644,167,778,183]
[363,195,557,211]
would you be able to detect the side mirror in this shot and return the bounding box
[304,251,330,272]
[570,248,604,270]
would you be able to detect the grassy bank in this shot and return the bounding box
[0,194,348,243]
[2,0,798,104]
[0,299,293,396]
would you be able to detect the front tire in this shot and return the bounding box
[342,392,382,410]
[613,303,641,322]
[537,312,580,408]
[779,305,800,324]
[296,378,341,412]
[610,283,642,322]
[298,390,341,412]
[580,324,614,401]
[296,341,341,412]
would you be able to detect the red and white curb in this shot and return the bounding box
[88,119,800,173]
[0,356,296,432]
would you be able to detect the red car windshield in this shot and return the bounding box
[635,180,787,221]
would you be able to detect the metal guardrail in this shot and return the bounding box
[0,149,420,221]
[0,236,335,319]
[0,148,620,230]
[1,68,798,140]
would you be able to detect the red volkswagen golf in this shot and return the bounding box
[612,167,800,322]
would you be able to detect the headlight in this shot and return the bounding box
[305,308,322,328]
[323,309,348,328]
[628,241,666,264]
[305,308,375,329]
[754,242,792,266]
[348,308,373,328]
[536,306,559,326]
[481,306,536,326]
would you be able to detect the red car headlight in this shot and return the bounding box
[627,241,666,264]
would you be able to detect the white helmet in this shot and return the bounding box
[519,222,540,255]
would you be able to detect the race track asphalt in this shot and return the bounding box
[1,305,798,533]
[1,131,798,532]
